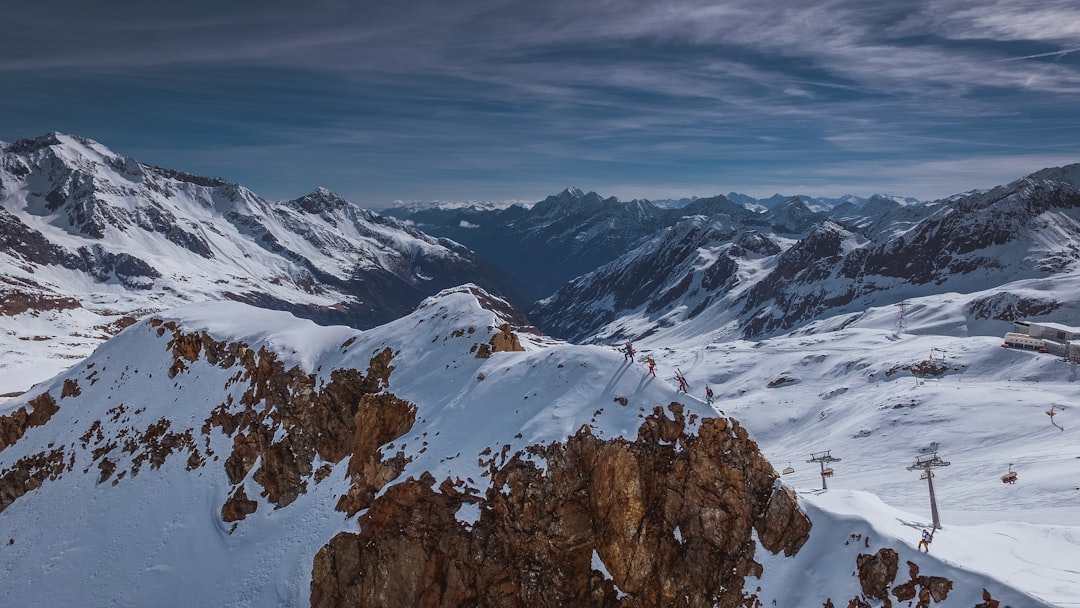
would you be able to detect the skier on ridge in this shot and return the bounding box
[675,369,689,393]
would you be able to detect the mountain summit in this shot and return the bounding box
[0,133,507,395]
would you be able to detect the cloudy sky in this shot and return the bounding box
[3,0,1079,207]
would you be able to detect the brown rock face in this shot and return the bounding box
[489,323,525,353]
[756,484,812,556]
[0,290,81,316]
[0,392,60,453]
[0,445,68,512]
[891,560,953,608]
[335,392,416,516]
[974,588,1001,608]
[169,316,411,518]
[856,547,898,601]
[311,404,812,608]
[839,551,958,608]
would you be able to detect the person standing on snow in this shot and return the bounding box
[623,341,635,362]
[675,370,689,393]
[644,356,656,377]
[705,384,714,406]
[917,529,933,552]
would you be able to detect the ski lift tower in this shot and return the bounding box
[894,301,909,334]
[907,452,950,530]
[807,450,840,490]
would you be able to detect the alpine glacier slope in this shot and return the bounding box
[0,286,1074,606]
[0,133,503,397]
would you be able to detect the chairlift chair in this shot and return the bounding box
[1001,463,1018,484]
[781,463,795,475]
[822,468,834,477]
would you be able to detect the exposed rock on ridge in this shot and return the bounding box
[311,404,812,608]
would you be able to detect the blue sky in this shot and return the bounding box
[2,0,1079,207]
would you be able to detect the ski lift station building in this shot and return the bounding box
[1004,321,1080,361]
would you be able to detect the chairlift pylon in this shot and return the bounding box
[1047,404,1065,431]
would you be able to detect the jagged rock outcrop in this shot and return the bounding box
[311,404,812,608]
[891,560,953,608]
[974,588,1003,608]
[856,547,899,601]
[0,392,65,511]
[0,316,417,527]
[157,317,414,518]
[489,323,526,353]
[840,549,955,608]
[0,392,60,452]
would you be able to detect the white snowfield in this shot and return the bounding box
[0,288,1077,607]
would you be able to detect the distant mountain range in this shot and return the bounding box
[530,170,1080,342]
[4,131,1080,390]
[383,188,920,301]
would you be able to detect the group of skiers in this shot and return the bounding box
[621,341,713,405]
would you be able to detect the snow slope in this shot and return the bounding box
[1,286,1076,606]
[631,295,1080,606]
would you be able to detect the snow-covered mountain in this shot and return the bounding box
[0,133,509,396]
[387,198,535,213]
[387,187,675,300]
[386,186,925,307]
[532,167,1080,343]
[733,192,922,213]
[388,188,771,301]
[0,285,1070,607]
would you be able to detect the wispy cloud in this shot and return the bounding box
[1,0,1078,205]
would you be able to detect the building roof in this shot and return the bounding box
[1027,321,1080,333]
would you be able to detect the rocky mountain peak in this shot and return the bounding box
[1027,163,1080,189]
[290,187,349,214]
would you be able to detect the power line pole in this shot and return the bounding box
[907,452,950,530]
[807,450,840,490]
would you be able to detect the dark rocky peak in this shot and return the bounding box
[859,195,904,217]
[288,187,349,215]
[725,191,760,208]
[1026,163,1080,189]
[756,193,794,209]
[6,133,120,175]
[772,221,848,278]
[531,187,615,217]
[145,166,231,189]
[828,195,905,233]
[763,196,828,234]
[5,132,66,155]
[731,229,782,257]
[827,200,862,220]
[679,194,755,221]
[951,172,1080,223]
